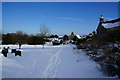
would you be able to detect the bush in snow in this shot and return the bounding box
[76,26,120,78]
[77,42,120,78]
[28,36,45,45]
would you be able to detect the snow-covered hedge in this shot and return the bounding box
[77,42,120,79]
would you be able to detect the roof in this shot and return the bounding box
[76,35,81,39]
[102,22,120,28]
[102,18,120,28]
[58,36,63,38]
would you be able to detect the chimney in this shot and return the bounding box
[100,15,104,23]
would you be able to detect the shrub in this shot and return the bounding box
[28,36,45,45]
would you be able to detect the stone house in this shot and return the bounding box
[96,15,120,35]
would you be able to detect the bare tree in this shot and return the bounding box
[39,24,50,37]
[39,24,50,49]
[16,31,27,49]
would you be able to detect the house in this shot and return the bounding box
[47,35,63,41]
[96,15,107,35]
[52,38,62,45]
[96,15,120,35]
[69,32,75,40]
[68,32,81,40]
[58,36,63,39]
[76,35,81,39]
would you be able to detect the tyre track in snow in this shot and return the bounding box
[41,46,63,78]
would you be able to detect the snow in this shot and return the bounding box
[102,22,119,28]
[76,35,81,39]
[0,43,108,78]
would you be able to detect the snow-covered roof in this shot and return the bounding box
[52,38,61,41]
[76,35,81,39]
[102,22,119,28]
[58,36,63,38]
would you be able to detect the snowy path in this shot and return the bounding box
[0,44,107,78]
[41,45,63,78]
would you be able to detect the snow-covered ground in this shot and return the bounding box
[0,43,108,78]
